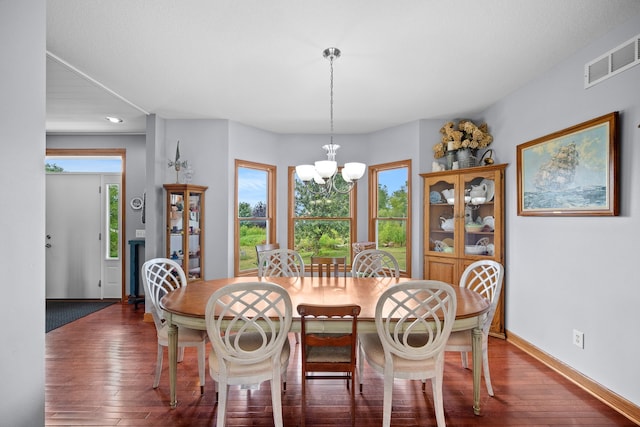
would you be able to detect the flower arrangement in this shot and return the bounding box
[433,119,493,159]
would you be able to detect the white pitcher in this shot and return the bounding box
[470,183,487,198]
[441,189,455,200]
[440,217,455,231]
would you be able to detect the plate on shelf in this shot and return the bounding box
[476,237,490,246]
[465,238,489,255]
[465,245,486,255]
[429,191,442,204]
[481,179,495,201]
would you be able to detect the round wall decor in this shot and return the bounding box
[130,196,144,210]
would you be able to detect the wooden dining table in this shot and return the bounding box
[160,276,490,414]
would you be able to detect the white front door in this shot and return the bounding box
[46,173,122,299]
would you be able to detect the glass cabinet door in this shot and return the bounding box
[186,191,202,280]
[425,176,458,255]
[168,191,185,263]
[462,173,496,257]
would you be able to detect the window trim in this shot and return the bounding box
[234,159,276,276]
[368,159,412,276]
[287,166,358,264]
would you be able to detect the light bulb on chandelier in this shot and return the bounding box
[295,47,366,195]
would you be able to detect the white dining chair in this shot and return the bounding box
[359,280,457,427]
[205,281,293,427]
[445,260,504,396]
[257,248,305,277]
[351,249,400,278]
[257,248,303,344]
[142,257,207,394]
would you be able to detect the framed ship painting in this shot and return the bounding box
[517,112,619,216]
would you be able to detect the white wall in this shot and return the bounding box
[163,119,230,279]
[0,0,46,424]
[365,122,421,275]
[484,14,640,405]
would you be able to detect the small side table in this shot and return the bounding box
[128,239,145,308]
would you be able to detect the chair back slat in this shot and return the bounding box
[310,256,346,278]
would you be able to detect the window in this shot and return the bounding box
[235,160,276,275]
[288,167,357,265]
[368,160,411,275]
[106,183,120,259]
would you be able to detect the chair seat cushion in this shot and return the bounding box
[359,333,437,373]
[306,344,351,363]
[209,333,291,380]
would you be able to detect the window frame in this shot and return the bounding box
[234,159,276,276]
[287,166,358,265]
[368,159,412,276]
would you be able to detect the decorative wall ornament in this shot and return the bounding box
[168,141,188,183]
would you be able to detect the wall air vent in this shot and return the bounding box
[585,33,640,88]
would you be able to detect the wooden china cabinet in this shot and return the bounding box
[163,184,208,282]
[420,163,507,337]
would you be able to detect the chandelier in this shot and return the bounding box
[295,47,366,195]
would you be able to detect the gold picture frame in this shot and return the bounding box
[517,112,619,216]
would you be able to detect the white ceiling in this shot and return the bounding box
[46,0,640,135]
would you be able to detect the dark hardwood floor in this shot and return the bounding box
[46,303,636,426]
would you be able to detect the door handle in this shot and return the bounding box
[45,243,52,248]
[46,234,52,239]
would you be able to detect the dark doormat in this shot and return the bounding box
[46,300,117,332]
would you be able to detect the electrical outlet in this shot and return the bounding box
[573,329,584,349]
[135,229,146,238]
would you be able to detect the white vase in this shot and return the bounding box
[445,150,457,170]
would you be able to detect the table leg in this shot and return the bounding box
[471,327,482,415]
[167,315,178,409]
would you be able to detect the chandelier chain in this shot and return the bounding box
[329,54,334,144]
